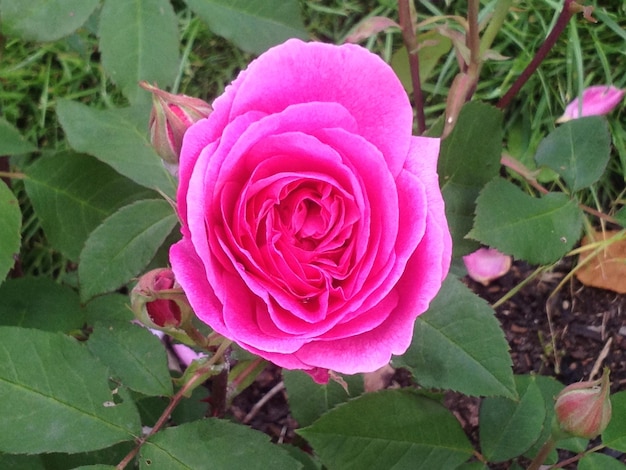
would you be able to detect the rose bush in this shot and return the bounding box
[170,39,451,382]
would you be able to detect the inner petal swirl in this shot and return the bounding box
[236,172,360,317]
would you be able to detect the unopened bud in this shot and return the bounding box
[139,82,212,171]
[131,268,191,330]
[557,85,624,123]
[554,368,612,439]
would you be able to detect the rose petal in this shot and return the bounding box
[463,248,512,286]
[209,39,413,176]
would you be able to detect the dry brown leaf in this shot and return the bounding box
[363,364,395,392]
[575,229,626,294]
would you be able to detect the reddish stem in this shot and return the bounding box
[398,0,426,134]
[497,0,576,109]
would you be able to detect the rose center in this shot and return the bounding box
[237,176,360,301]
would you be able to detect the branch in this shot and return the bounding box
[497,0,576,109]
[398,0,426,134]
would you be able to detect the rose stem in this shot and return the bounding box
[526,437,557,470]
[115,340,233,470]
[398,0,426,135]
[210,366,229,418]
[466,0,480,74]
[551,444,606,468]
[497,0,576,109]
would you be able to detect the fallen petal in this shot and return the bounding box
[463,248,512,286]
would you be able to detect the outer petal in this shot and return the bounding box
[292,136,451,373]
[170,239,226,334]
[403,135,452,279]
[207,39,413,176]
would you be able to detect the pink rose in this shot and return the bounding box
[170,39,451,382]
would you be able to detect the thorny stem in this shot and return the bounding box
[527,437,557,470]
[398,0,426,134]
[550,444,605,468]
[500,154,620,225]
[0,170,25,180]
[497,0,576,109]
[466,0,480,73]
[230,357,265,390]
[116,339,233,469]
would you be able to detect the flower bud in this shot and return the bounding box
[140,82,212,170]
[131,268,191,330]
[554,368,612,439]
[462,247,512,286]
[557,85,624,123]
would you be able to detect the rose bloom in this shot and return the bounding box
[170,39,451,382]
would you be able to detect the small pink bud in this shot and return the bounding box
[555,368,612,439]
[131,268,190,329]
[139,82,212,170]
[171,343,206,368]
[462,248,512,286]
[557,85,624,123]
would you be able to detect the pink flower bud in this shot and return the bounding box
[557,85,624,123]
[171,343,206,368]
[555,368,612,439]
[462,248,512,286]
[131,268,190,329]
[140,82,212,169]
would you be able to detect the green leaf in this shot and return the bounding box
[0,326,140,454]
[134,386,208,427]
[391,30,452,92]
[479,375,546,462]
[56,100,176,197]
[579,453,626,470]
[71,467,118,470]
[0,118,37,154]
[0,277,86,332]
[469,178,584,264]
[438,102,503,256]
[394,276,516,399]
[185,0,308,55]
[73,467,118,470]
[0,0,99,42]
[282,444,323,470]
[0,181,20,283]
[298,389,473,470]
[41,442,135,469]
[283,370,364,428]
[24,151,155,261]
[0,454,45,469]
[523,375,564,461]
[99,0,179,103]
[140,419,302,469]
[601,391,626,451]
[85,294,135,325]
[87,322,173,397]
[535,117,611,192]
[79,199,178,301]
[456,464,488,470]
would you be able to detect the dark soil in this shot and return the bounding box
[226,259,626,467]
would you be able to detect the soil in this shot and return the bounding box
[226,259,626,467]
